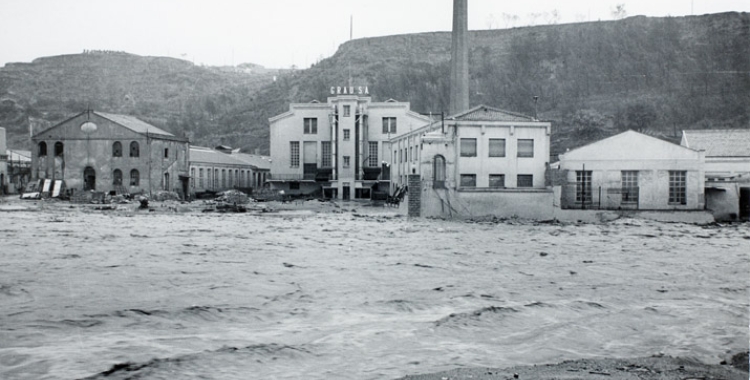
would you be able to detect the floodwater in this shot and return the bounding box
[0,207,748,380]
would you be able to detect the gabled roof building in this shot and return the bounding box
[31,110,190,197]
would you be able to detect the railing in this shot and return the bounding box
[560,184,640,210]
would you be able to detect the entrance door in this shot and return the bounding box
[164,173,170,191]
[740,187,750,221]
[83,167,96,190]
[342,184,350,200]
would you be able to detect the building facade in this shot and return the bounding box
[31,111,190,197]
[269,94,430,200]
[394,105,554,219]
[681,129,750,220]
[0,127,7,195]
[557,130,705,210]
[189,146,270,195]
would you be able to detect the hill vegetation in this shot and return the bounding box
[1,12,748,158]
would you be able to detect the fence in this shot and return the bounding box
[560,183,640,210]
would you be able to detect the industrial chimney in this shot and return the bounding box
[449,0,469,115]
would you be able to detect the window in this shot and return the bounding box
[669,171,687,205]
[460,138,477,157]
[221,169,226,188]
[517,174,534,188]
[190,168,195,187]
[343,105,351,117]
[130,141,140,157]
[368,142,378,167]
[290,182,300,190]
[409,147,413,162]
[343,129,350,140]
[489,139,506,157]
[343,156,350,168]
[130,169,140,186]
[517,139,534,157]
[303,118,317,134]
[113,141,122,157]
[199,168,204,187]
[54,142,64,157]
[228,170,233,187]
[460,174,476,187]
[382,117,397,134]
[433,155,446,188]
[399,149,403,163]
[575,171,592,202]
[164,148,169,158]
[621,171,639,204]
[290,141,300,167]
[214,169,219,189]
[38,142,47,156]
[321,141,332,167]
[489,174,505,188]
[113,169,123,185]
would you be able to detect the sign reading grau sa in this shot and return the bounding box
[330,86,369,95]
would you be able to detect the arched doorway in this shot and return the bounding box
[83,167,96,190]
[164,173,170,191]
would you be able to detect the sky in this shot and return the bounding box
[1,0,748,69]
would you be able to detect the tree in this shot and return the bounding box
[612,4,627,20]
[616,103,658,132]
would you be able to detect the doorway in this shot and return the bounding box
[83,167,96,190]
[740,187,750,221]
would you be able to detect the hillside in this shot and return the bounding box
[1,12,748,157]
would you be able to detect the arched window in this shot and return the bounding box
[54,142,64,157]
[214,169,218,189]
[433,155,446,189]
[113,169,123,185]
[130,141,140,157]
[221,169,226,188]
[113,141,122,157]
[38,142,47,156]
[130,169,140,186]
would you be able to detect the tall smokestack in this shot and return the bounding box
[450,0,469,115]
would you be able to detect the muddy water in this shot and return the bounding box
[0,210,747,380]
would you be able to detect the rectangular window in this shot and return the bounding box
[164,148,169,158]
[460,174,476,188]
[199,168,204,187]
[489,174,505,188]
[303,118,318,134]
[343,105,351,117]
[621,171,639,204]
[290,141,300,168]
[290,182,300,190]
[489,138,506,157]
[517,174,534,188]
[321,141,332,167]
[343,129,350,140]
[382,117,397,134]
[576,171,592,202]
[368,142,378,167]
[409,147,413,162]
[517,139,534,157]
[669,171,687,205]
[460,138,477,157]
[343,156,350,168]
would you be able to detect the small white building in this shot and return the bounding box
[681,129,750,220]
[557,130,705,211]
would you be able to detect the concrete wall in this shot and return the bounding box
[420,180,554,220]
[31,112,189,196]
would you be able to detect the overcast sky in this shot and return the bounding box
[1,0,747,69]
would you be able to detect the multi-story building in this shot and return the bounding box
[268,93,430,200]
[31,110,190,197]
[393,105,554,219]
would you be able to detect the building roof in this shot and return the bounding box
[561,130,701,162]
[449,105,536,122]
[6,149,31,162]
[681,129,750,157]
[190,146,255,167]
[96,112,174,136]
[230,152,272,170]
